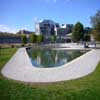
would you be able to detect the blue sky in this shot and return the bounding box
[0,0,100,33]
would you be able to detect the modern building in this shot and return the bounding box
[59,24,73,34]
[35,20,58,39]
[36,19,73,36]
[57,24,73,41]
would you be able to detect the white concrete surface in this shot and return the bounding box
[1,47,100,83]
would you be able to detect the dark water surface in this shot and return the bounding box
[27,48,87,68]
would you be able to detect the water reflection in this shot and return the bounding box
[27,48,86,68]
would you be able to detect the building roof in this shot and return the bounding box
[41,19,55,24]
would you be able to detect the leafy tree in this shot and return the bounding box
[50,35,57,43]
[92,23,100,41]
[29,33,37,43]
[90,10,100,28]
[36,35,43,43]
[84,34,90,42]
[90,10,100,41]
[72,22,84,42]
[21,34,27,44]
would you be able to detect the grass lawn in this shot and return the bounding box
[0,48,100,100]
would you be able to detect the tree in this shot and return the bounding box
[30,33,37,43]
[90,10,100,28]
[92,23,100,41]
[90,10,100,41]
[36,35,43,43]
[84,34,90,42]
[50,35,57,43]
[21,34,27,44]
[72,22,84,42]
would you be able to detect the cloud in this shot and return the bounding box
[0,25,30,34]
[0,25,18,34]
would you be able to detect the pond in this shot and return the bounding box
[26,47,87,68]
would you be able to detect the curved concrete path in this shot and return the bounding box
[1,48,100,83]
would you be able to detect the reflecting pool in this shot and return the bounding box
[27,48,87,68]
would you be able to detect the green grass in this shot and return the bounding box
[0,48,100,100]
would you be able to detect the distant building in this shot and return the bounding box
[60,24,73,33]
[57,24,73,38]
[0,33,21,44]
[0,30,33,44]
[17,30,32,38]
[35,23,40,35]
[35,19,73,38]
[0,37,21,44]
[55,23,60,36]
[35,20,57,38]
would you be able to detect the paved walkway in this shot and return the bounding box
[1,47,100,83]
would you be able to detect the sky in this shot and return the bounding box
[0,0,100,33]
